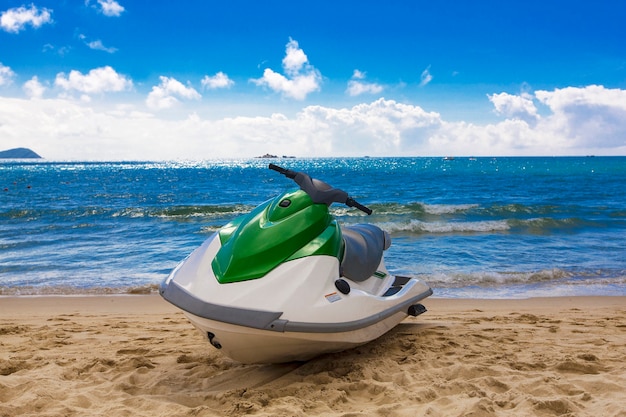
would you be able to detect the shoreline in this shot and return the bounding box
[2,293,624,314]
[2,295,625,416]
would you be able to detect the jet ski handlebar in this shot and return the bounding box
[269,163,372,215]
[268,163,297,179]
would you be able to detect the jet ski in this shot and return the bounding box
[160,163,433,363]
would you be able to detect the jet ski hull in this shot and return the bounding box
[160,236,432,363]
[181,308,422,364]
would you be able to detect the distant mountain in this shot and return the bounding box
[0,148,42,159]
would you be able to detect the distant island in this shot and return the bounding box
[0,148,42,159]
[255,153,296,159]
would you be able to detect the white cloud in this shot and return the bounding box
[419,66,433,87]
[252,38,321,100]
[0,4,52,33]
[0,63,16,86]
[94,0,125,17]
[430,86,626,155]
[87,39,118,53]
[535,85,626,149]
[488,92,539,122]
[253,68,320,100]
[352,69,366,80]
[282,39,308,76]
[54,66,133,95]
[201,72,234,90]
[146,76,201,110]
[535,85,626,110]
[43,43,71,57]
[78,33,118,53]
[1,86,625,160]
[23,76,46,98]
[346,69,384,96]
[296,99,442,154]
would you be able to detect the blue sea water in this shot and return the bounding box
[1,157,625,298]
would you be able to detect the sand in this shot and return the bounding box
[0,295,624,417]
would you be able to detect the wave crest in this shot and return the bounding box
[422,268,626,288]
[380,219,510,234]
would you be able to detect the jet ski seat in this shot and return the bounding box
[340,224,391,282]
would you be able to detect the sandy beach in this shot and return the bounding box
[1,295,624,417]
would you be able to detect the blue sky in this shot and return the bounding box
[1,0,625,159]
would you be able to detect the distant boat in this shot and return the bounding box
[443,156,455,161]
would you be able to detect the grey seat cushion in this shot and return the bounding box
[341,224,390,282]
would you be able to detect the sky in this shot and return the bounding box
[1,0,625,160]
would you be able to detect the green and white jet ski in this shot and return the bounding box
[160,163,432,363]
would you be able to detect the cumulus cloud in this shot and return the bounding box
[535,85,626,110]
[91,0,125,17]
[146,76,201,110]
[0,97,442,159]
[535,85,626,149]
[434,85,626,155]
[0,62,16,86]
[201,72,234,90]
[54,66,133,95]
[488,92,539,122]
[23,76,46,98]
[296,99,442,154]
[1,86,625,160]
[252,38,322,100]
[419,66,433,87]
[346,70,384,96]
[0,4,53,33]
[282,40,308,76]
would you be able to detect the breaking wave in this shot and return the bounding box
[422,268,626,289]
[0,284,160,297]
[375,217,596,235]
[2,205,254,222]
[335,202,600,218]
[379,219,511,234]
[113,205,253,220]
[4,201,611,236]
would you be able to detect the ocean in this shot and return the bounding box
[1,157,625,298]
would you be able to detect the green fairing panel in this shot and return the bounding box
[217,215,245,245]
[212,189,342,283]
[286,220,343,262]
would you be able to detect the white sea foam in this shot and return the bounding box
[422,203,479,215]
[379,219,511,234]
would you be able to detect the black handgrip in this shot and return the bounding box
[268,163,296,179]
[346,197,373,215]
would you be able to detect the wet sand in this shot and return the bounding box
[1,295,624,416]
